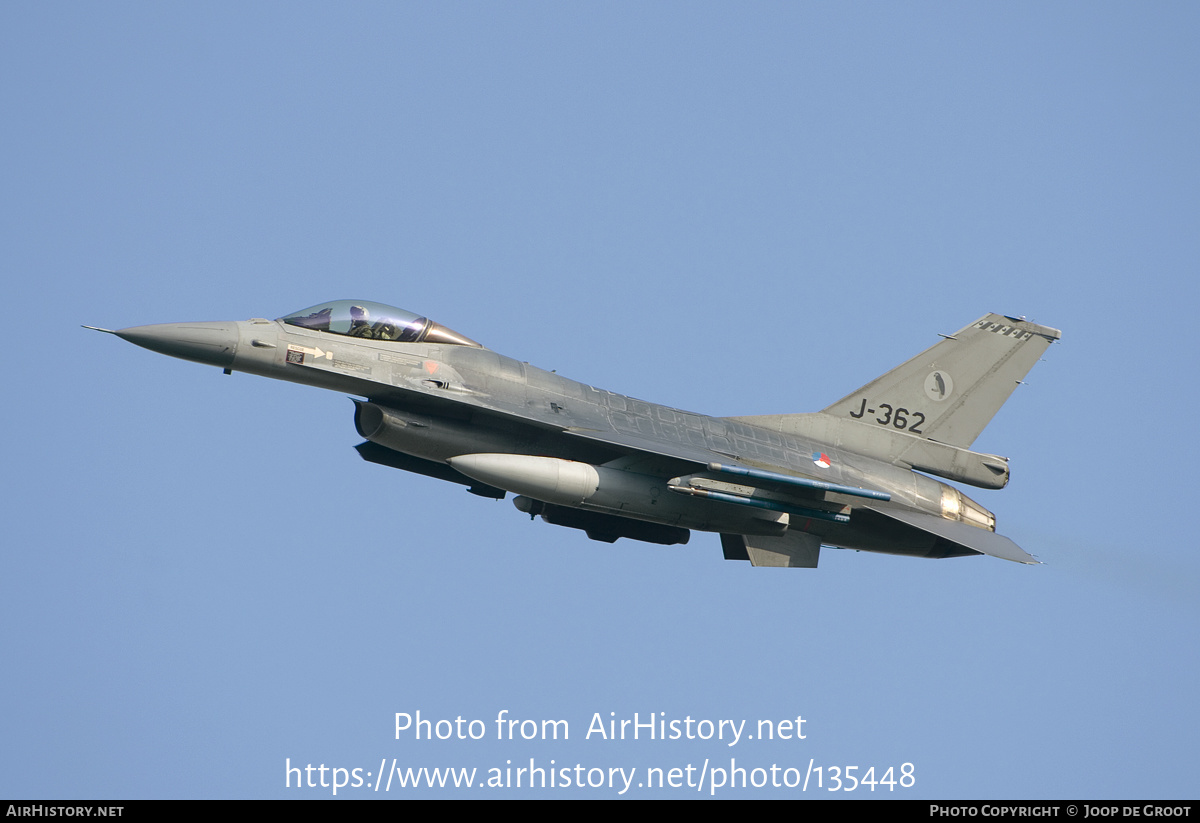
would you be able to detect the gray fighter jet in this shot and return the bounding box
[87,302,1059,568]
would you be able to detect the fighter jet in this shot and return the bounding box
[86,301,1059,568]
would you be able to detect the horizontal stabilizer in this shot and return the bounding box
[863,505,1037,564]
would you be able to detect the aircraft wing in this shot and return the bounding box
[562,426,732,469]
[568,423,1031,562]
[564,427,893,502]
[861,504,1037,564]
[567,426,898,530]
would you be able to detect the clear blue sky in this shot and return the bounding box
[3,2,1197,798]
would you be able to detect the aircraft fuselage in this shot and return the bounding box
[97,304,1059,567]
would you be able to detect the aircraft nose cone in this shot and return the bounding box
[115,321,239,368]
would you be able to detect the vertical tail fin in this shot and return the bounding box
[821,314,1060,449]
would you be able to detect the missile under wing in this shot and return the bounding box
[90,302,1060,568]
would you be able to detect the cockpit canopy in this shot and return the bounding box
[280,300,482,348]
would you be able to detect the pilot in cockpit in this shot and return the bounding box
[348,305,373,338]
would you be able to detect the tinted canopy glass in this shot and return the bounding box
[280,300,481,347]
